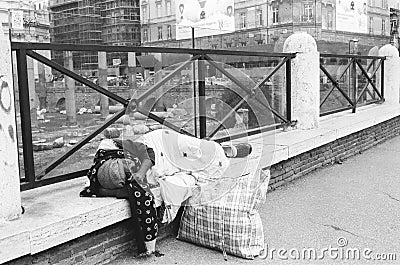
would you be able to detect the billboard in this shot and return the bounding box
[175,0,235,40]
[336,0,368,33]
[11,10,24,30]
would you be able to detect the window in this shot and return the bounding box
[142,5,147,21]
[272,6,279,24]
[143,28,148,42]
[327,11,333,29]
[167,25,172,39]
[166,0,172,16]
[240,12,247,28]
[303,3,313,21]
[382,19,386,35]
[391,18,398,34]
[156,3,162,17]
[256,9,263,27]
[369,17,374,34]
[158,26,163,40]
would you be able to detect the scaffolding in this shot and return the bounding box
[49,0,140,74]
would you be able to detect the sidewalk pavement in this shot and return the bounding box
[107,135,400,265]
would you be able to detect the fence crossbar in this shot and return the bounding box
[12,42,297,58]
[203,54,289,124]
[214,123,280,143]
[138,109,193,136]
[36,109,127,179]
[22,169,89,191]
[355,59,383,103]
[26,50,129,106]
[320,59,355,107]
[134,55,200,104]
[255,56,291,89]
[207,94,251,138]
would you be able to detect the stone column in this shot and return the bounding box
[98,51,109,119]
[0,29,21,221]
[27,56,38,129]
[378,44,400,104]
[37,57,46,109]
[127,52,137,98]
[63,51,76,125]
[283,32,320,129]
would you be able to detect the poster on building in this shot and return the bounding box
[336,0,368,33]
[175,0,235,40]
[11,10,24,30]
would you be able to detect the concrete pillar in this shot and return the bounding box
[98,52,109,119]
[63,51,76,125]
[0,29,21,221]
[37,58,46,109]
[378,44,400,104]
[27,57,38,129]
[127,52,137,98]
[283,32,320,129]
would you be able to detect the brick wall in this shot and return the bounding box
[5,115,400,265]
[4,213,180,265]
[4,220,135,265]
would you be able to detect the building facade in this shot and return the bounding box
[49,0,140,75]
[140,0,391,55]
[1,0,50,42]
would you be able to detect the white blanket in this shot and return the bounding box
[139,129,229,222]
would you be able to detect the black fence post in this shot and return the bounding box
[198,56,206,138]
[285,57,292,122]
[381,59,385,100]
[16,48,35,183]
[351,58,357,113]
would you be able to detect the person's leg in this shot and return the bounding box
[130,181,158,253]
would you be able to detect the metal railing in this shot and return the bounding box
[12,42,295,190]
[319,54,385,116]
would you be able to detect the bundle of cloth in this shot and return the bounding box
[137,129,230,223]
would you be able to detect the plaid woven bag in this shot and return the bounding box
[177,169,270,259]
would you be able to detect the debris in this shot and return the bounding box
[32,139,46,144]
[149,124,163,131]
[77,107,87,115]
[122,124,135,138]
[33,143,53,151]
[52,137,65,148]
[103,128,121,139]
[133,124,150,134]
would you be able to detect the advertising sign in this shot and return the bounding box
[336,0,368,33]
[112,58,121,66]
[175,0,235,40]
[11,10,24,30]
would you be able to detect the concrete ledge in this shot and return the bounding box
[1,103,400,264]
[244,103,400,166]
[0,178,130,264]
